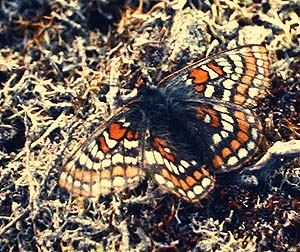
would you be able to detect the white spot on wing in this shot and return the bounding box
[213,105,228,113]
[164,159,172,172]
[124,156,137,165]
[153,151,164,165]
[166,181,175,189]
[231,74,240,80]
[221,130,229,138]
[223,79,235,89]
[230,55,243,67]
[221,113,234,124]
[73,180,81,189]
[102,159,111,168]
[193,185,204,195]
[180,160,190,168]
[96,150,104,161]
[213,133,222,145]
[112,153,124,164]
[222,89,231,101]
[66,174,73,184]
[103,131,117,148]
[202,177,211,188]
[202,65,219,79]
[154,174,166,185]
[223,66,233,73]
[124,139,139,149]
[85,158,94,170]
[145,151,156,165]
[204,85,215,97]
[187,191,196,199]
[100,179,112,191]
[215,58,229,66]
[227,156,239,166]
[238,148,248,159]
[256,59,264,66]
[235,67,243,74]
[170,162,179,175]
[79,153,89,166]
[251,128,258,139]
[177,188,186,196]
[248,87,259,98]
[204,114,211,124]
[247,141,256,150]
[60,171,67,181]
[113,177,126,187]
[222,120,234,132]
[91,142,98,157]
[93,162,101,170]
[122,122,130,127]
[178,165,185,173]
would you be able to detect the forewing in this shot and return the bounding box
[159,45,270,107]
[59,104,146,198]
[144,134,215,203]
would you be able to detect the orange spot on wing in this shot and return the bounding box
[213,155,224,169]
[126,166,139,178]
[170,174,180,187]
[237,83,249,94]
[185,176,197,187]
[193,170,203,180]
[195,84,205,93]
[113,166,125,176]
[179,179,189,191]
[210,115,220,128]
[233,94,246,105]
[109,122,127,140]
[237,119,250,133]
[207,108,220,127]
[73,168,99,183]
[196,107,220,127]
[153,137,175,162]
[241,75,253,86]
[200,166,210,177]
[222,147,232,158]
[58,174,69,189]
[100,169,111,179]
[162,168,171,180]
[189,68,209,84]
[126,131,140,140]
[245,68,256,78]
[244,53,257,72]
[237,131,249,144]
[234,111,246,121]
[98,135,110,153]
[208,63,224,75]
[230,139,241,151]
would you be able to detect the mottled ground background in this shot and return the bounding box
[0,0,300,251]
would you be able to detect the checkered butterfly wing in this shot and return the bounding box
[160,45,270,107]
[189,99,264,173]
[59,103,146,198]
[156,45,270,175]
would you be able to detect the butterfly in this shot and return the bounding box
[58,45,270,203]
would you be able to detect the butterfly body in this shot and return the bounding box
[59,45,270,203]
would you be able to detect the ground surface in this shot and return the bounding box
[0,0,300,251]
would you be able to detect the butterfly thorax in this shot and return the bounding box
[138,84,195,123]
[138,84,212,165]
